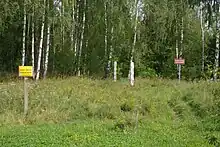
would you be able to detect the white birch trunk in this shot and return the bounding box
[114,61,117,82]
[43,0,51,79]
[214,18,220,81]
[74,0,79,57]
[22,1,27,66]
[77,0,86,76]
[104,1,108,75]
[176,31,179,58]
[43,24,50,79]
[71,0,75,51]
[31,11,35,78]
[178,16,184,82]
[200,1,205,72]
[176,32,179,79]
[180,16,183,58]
[36,0,46,80]
[175,11,179,79]
[107,27,113,76]
[129,0,139,84]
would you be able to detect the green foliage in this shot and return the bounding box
[0,78,220,146]
[0,0,217,80]
[137,67,158,78]
[0,120,212,147]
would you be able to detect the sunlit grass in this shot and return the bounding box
[0,77,219,146]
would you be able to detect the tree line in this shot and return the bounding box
[0,0,220,81]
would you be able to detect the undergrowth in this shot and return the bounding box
[0,77,220,146]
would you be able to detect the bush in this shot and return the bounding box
[138,67,158,78]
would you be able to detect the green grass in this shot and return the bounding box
[0,77,220,146]
[0,120,211,147]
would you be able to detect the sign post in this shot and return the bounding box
[18,66,33,116]
[174,58,185,83]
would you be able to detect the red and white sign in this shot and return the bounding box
[174,58,185,65]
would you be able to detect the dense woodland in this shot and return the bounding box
[0,0,220,81]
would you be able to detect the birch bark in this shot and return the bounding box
[36,0,46,80]
[22,0,27,66]
[31,10,35,78]
[129,0,139,85]
[77,0,86,76]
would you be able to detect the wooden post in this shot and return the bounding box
[19,66,32,116]
[24,77,28,116]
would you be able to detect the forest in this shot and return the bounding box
[1,1,220,146]
[1,0,219,81]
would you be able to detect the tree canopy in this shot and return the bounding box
[0,0,220,80]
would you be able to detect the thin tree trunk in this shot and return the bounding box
[214,17,220,81]
[26,14,31,59]
[52,14,55,74]
[129,0,139,85]
[36,0,46,80]
[104,1,108,78]
[71,0,75,52]
[77,0,86,76]
[43,0,51,79]
[22,1,27,66]
[130,0,139,63]
[107,27,113,76]
[71,0,76,74]
[61,0,65,51]
[83,38,88,75]
[74,0,79,73]
[43,24,50,79]
[176,33,179,79]
[178,16,184,82]
[31,10,35,78]
[175,7,179,79]
[200,1,205,73]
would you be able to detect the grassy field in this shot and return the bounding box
[0,77,220,146]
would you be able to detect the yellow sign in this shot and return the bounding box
[19,66,33,77]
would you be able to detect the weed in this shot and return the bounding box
[0,77,219,146]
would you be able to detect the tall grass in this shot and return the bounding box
[0,77,220,146]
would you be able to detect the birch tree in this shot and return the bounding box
[43,0,51,79]
[22,0,27,66]
[200,1,205,72]
[214,2,220,81]
[71,0,75,52]
[104,1,108,78]
[129,0,139,85]
[36,0,46,80]
[31,6,35,78]
[74,0,79,62]
[77,0,86,76]
[107,27,113,77]
[0,0,217,80]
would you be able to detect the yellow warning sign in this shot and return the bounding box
[19,66,33,77]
